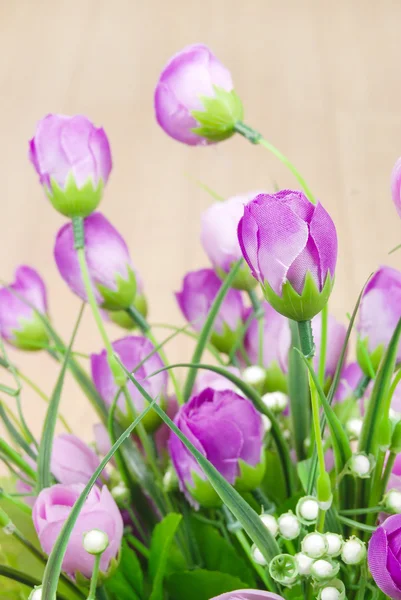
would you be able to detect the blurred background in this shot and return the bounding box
[1,0,401,439]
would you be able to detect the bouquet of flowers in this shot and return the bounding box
[1,42,401,600]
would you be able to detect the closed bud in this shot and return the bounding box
[296,496,319,525]
[261,391,288,413]
[260,513,278,538]
[383,489,401,513]
[341,536,366,565]
[268,554,298,586]
[111,483,131,507]
[242,366,266,391]
[83,529,109,555]
[310,558,340,582]
[301,532,328,559]
[346,418,363,440]
[348,453,375,478]
[277,512,301,540]
[324,533,343,558]
[29,587,42,600]
[317,471,332,508]
[318,580,346,600]
[251,544,267,566]
[294,552,314,576]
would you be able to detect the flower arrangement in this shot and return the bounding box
[1,43,401,600]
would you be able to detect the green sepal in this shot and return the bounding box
[261,271,334,322]
[191,86,244,143]
[187,471,223,508]
[107,294,148,330]
[47,173,103,218]
[265,360,288,394]
[356,337,384,377]
[235,454,266,492]
[75,549,120,589]
[210,321,241,355]
[97,267,137,311]
[215,264,257,292]
[12,311,50,351]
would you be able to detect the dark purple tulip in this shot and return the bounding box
[368,513,401,598]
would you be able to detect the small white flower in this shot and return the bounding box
[341,537,366,565]
[260,513,279,537]
[29,588,42,600]
[325,533,343,557]
[111,482,130,504]
[251,543,267,565]
[261,391,288,412]
[242,366,266,387]
[296,496,319,524]
[278,512,301,540]
[83,529,109,555]
[385,489,401,513]
[261,414,272,432]
[301,532,328,558]
[349,453,372,478]
[311,558,338,581]
[320,586,341,600]
[295,552,314,575]
[346,418,363,439]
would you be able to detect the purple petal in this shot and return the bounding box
[309,202,338,286]
[368,526,401,599]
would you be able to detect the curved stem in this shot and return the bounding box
[234,121,316,204]
[247,290,264,367]
[318,304,328,386]
[87,554,101,600]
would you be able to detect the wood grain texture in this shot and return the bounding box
[1,0,401,440]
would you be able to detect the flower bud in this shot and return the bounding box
[111,483,131,507]
[348,453,374,478]
[346,418,363,439]
[260,513,279,538]
[0,266,49,351]
[268,554,298,586]
[296,496,319,525]
[277,512,301,540]
[294,552,314,576]
[384,489,401,513]
[318,580,345,600]
[261,391,288,413]
[324,533,343,558]
[262,415,272,433]
[310,558,339,582]
[155,44,242,145]
[29,114,112,218]
[251,544,267,566]
[163,465,179,492]
[238,191,337,321]
[29,587,42,600]
[301,532,328,559]
[341,536,366,565]
[242,366,267,391]
[83,529,109,555]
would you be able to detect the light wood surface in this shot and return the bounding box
[1,0,401,440]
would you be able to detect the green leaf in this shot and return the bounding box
[182,259,243,401]
[116,358,281,573]
[297,459,312,493]
[288,320,310,461]
[149,513,183,600]
[260,450,287,505]
[40,400,156,600]
[190,519,256,587]
[166,569,249,600]
[105,539,143,600]
[36,305,85,491]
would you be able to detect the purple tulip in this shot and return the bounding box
[368,513,401,598]
[237,190,337,320]
[334,362,363,403]
[29,114,112,217]
[0,266,49,350]
[192,366,242,395]
[211,590,284,600]
[33,484,123,578]
[391,157,401,218]
[155,43,235,145]
[201,192,266,289]
[91,336,167,429]
[169,387,264,507]
[176,269,244,353]
[54,212,137,310]
[358,266,401,369]
[51,434,103,485]
[312,313,347,379]
[243,301,290,372]
[93,423,112,457]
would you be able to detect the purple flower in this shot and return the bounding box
[211,590,284,600]
[0,266,49,350]
[169,388,264,507]
[243,301,290,372]
[29,114,112,217]
[358,266,401,369]
[154,43,237,145]
[334,362,363,403]
[176,269,244,353]
[54,212,137,310]
[33,484,123,578]
[91,336,167,430]
[93,423,112,457]
[238,190,337,320]
[201,192,265,289]
[51,434,103,485]
[312,313,347,379]
[192,366,242,395]
[391,157,401,218]
[368,513,401,598]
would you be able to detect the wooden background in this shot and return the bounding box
[1,0,401,440]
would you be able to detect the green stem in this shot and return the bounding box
[337,515,376,533]
[318,304,328,386]
[298,321,316,358]
[340,506,382,515]
[0,438,36,480]
[388,369,401,405]
[126,534,150,559]
[382,451,397,491]
[234,121,316,204]
[248,290,264,367]
[87,554,101,600]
